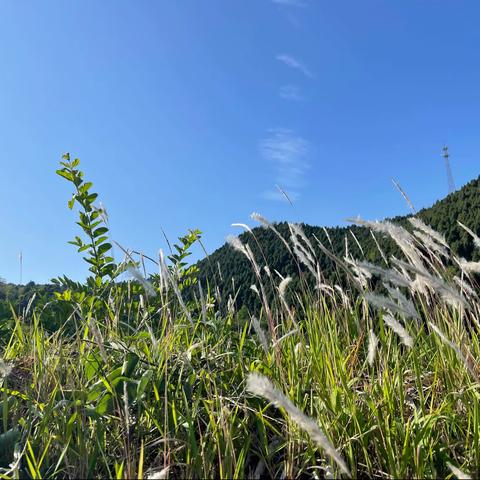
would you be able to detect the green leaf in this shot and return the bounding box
[97,243,112,255]
[95,393,113,415]
[93,227,109,238]
[56,170,74,181]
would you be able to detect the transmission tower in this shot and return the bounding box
[443,145,456,194]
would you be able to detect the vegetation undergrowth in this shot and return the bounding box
[1,155,480,479]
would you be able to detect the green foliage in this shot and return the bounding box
[56,153,117,287]
[1,159,480,478]
[168,229,202,290]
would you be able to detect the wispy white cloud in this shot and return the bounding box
[271,0,307,7]
[259,129,311,201]
[276,54,314,78]
[279,85,303,101]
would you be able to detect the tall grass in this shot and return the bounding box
[1,164,480,478]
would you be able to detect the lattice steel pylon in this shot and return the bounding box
[443,145,456,194]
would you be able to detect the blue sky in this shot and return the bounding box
[1,0,480,283]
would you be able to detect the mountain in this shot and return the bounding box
[196,176,480,310]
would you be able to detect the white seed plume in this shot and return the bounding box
[251,212,292,253]
[370,231,389,265]
[393,258,468,309]
[453,276,477,298]
[293,244,317,277]
[383,313,413,348]
[334,285,350,307]
[289,222,315,256]
[246,373,351,477]
[198,281,207,323]
[345,257,370,289]
[322,227,333,248]
[278,276,292,299]
[0,358,12,379]
[349,229,365,257]
[409,217,448,247]
[458,221,480,249]
[251,317,269,354]
[231,223,253,233]
[447,462,471,480]
[146,467,170,480]
[384,284,420,321]
[251,212,272,228]
[250,284,260,296]
[457,258,480,273]
[159,250,193,326]
[365,292,419,321]
[127,266,157,297]
[227,234,247,255]
[367,330,379,366]
[428,322,478,381]
[355,261,411,288]
[348,217,424,269]
[273,328,299,347]
[413,230,449,258]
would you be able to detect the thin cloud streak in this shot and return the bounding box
[276,54,314,78]
[271,0,307,7]
[259,129,311,201]
[279,85,303,101]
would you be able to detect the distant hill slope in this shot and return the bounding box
[196,176,480,309]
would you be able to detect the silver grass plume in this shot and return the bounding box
[127,266,156,297]
[278,276,297,325]
[458,221,480,249]
[231,223,253,233]
[227,234,248,256]
[334,285,350,307]
[349,229,365,257]
[384,283,420,321]
[345,257,370,289]
[198,281,207,324]
[355,261,411,288]
[453,275,477,298]
[289,222,315,257]
[278,276,292,300]
[364,292,420,321]
[251,212,292,253]
[367,330,379,366]
[428,322,478,381]
[250,284,260,296]
[413,230,450,258]
[409,217,448,247]
[273,328,299,347]
[0,358,12,379]
[393,258,468,309]
[412,230,449,258]
[251,317,269,354]
[146,467,170,480]
[246,373,351,477]
[447,463,472,480]
[457,258,480,274]
[322,227,334,248]
[370,230,389,265]
[383,313,413,347]
[348,217,424,269]
[159,250,193,326]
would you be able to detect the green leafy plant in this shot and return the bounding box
[168,228,202,290]
[56,153,117,288]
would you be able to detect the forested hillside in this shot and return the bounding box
[197,176,480,309]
